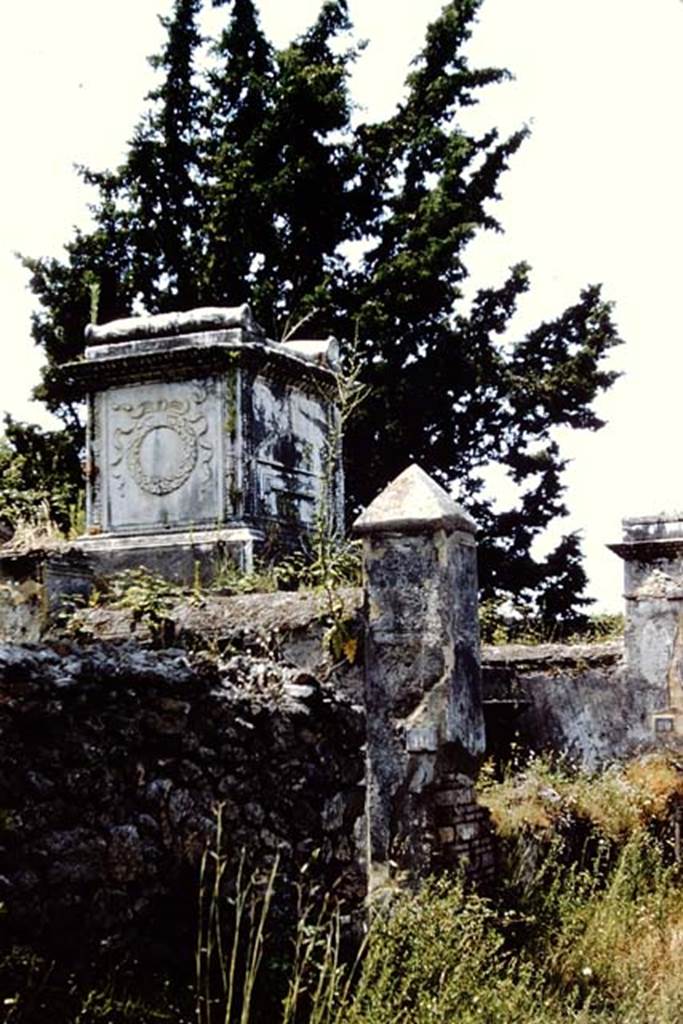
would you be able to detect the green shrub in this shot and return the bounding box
[0,418,83,538]
[104,567,181,644]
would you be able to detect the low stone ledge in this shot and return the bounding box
[68,587,365,699]
[482,639,624,669]
[481,640,649,768]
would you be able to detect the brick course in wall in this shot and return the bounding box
[431,773,496,880]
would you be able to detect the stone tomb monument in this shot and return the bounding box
[65,305,343,582]
[610,513,683,741]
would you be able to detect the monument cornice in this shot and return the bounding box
[608,537,683,562]
[62,333,337,395]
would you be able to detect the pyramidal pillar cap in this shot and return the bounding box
[352,464,476,536]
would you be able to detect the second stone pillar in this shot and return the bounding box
[353,464,488,893]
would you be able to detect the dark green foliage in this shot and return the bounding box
[17,0,622,623]
[0,417,83,534]
[122,0,204,311]
[0,945,194,1023]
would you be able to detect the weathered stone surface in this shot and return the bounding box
[354,465,489,891]
[281,336,340,369]
[74,527,259,582]
[85,304,258,343]
[610,514,683,744]
[0,640,364,958]
[54,591,646,770]
[0,575,43,642]
[353,463,475,535]
[0,547,94,642]
[482,641,630,768]
[68,587,365,699]
[66,305,344,585]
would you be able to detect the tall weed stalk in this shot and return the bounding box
[196,808,280,1024]
[195,809,360,1024]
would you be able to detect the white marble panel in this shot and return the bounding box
[101,378,223,532]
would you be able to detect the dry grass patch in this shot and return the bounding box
[480,753,683,841]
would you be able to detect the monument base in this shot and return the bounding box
[72,526,263,586]
[0,527,262,641]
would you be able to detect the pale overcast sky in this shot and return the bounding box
[2,0,683,611]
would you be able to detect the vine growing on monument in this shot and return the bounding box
[17,0,622,628]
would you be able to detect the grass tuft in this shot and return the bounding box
[479,752,683,841]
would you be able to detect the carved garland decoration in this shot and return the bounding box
[110,387,213,499]
[126,412,199,495]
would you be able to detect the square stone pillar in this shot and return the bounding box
[609,514,683,741]
[354,465,489,893]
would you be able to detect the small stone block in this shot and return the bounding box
[438,827,455,844]
[406,725,438,752]
[456,822,479,842]
[435,789,458,807]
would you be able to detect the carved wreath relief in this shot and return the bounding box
[125,409,198,495]
[110,386,214,501]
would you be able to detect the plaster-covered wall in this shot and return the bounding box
[482,640,639,768]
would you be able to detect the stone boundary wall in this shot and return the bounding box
[482,640,634,768]
[0,588,648,959]
[0,625,499,957]
[0,576,636,775]
[69,593,637,771]
[0,641,364,960]
[74,594,635,769]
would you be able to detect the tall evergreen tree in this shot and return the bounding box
[203,0,361,336]
[122,0,204,310]
[341,2,620,616]
[201,0,277,310]
[17,0,621,626]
